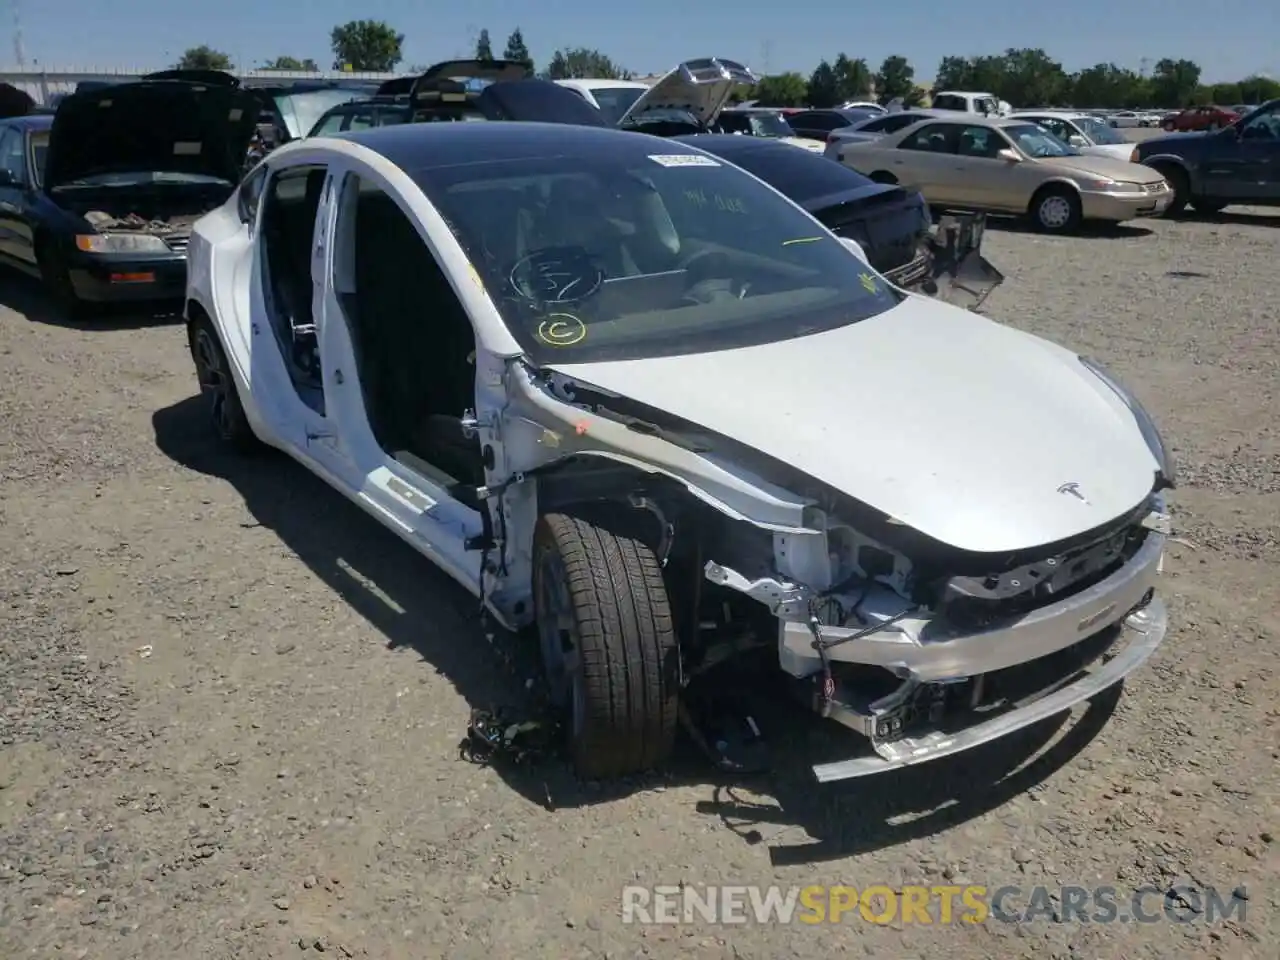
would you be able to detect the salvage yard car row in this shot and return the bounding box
[0,55,1271,785]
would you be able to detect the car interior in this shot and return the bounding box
[336,175,484,501]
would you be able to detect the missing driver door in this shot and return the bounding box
[316,161,485,595]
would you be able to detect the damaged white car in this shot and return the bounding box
[184,121,1173,782]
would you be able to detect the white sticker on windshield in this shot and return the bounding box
[648,154,720,168]
[173,142,203,155]
[228,108,243,122]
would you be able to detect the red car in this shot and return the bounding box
[1161,105,1239,132]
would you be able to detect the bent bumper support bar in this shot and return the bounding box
[810,597,1168,782]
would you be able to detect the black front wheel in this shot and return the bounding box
[188,315,259,452]
[533,510,679,780]
[1189,198,1227,216]
[36,240,87,321]
[1157,166,1190,217]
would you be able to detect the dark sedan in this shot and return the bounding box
[673,134,1003,308]
[783,107,882,142]
[1136,99,1280,215]
[0,77,258,317]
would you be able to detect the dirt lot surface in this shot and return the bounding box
[2,201,1278,960]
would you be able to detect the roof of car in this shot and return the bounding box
[1013,109,1090,118]
[555,78,649,89]
[339,120,699,171]
[2,114,53,130]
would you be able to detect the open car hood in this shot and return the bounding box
[44,79,260,189]
[409,59,532,100]
[618,57,758,129]
[0,82,34,119]
[142,68,240,87]
[545,295,1159,554]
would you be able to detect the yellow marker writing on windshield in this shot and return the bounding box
[783,236,823,246]
[536,314,587,347]
[859,272,879,293]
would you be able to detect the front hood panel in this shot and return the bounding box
[1045,153,1164,183]
[619,57,757,128]
[1082,143,1138,162]
[547,297,1158,553]
[781,136,825,152]
[46,80,260,188]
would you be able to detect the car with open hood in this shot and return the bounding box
[183,121,1173,784]
[839,114,1172,232]
[0,73,258,316]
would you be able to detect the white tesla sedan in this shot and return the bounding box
[183,118,1174,783]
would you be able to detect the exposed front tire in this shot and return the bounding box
[533,510,679,780]
[36,239,88,321]
[1155,165,1190,217]
[188,313,259,452]
[1161,121,1175,131]
[1029,185,1081,233]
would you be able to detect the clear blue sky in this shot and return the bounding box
[12,0,1276,83]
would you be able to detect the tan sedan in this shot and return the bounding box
[835,116,1172,232]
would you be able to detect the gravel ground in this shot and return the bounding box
[1,193,1277,959]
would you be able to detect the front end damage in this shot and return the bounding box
[488,364,1171,783]
[904,212,1005,312]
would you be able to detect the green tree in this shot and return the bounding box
[502,28,533,73]
[1068,64,1147,108]
[997,48,1069,105]
[1238,75,1280,104]
[874,55,916,104]
[174,46,233,71]
[750,72,808,107]
[806,60,839,108]
[541,48,628,80]
[933,55,973,93]
[261,56,319,71]
[831,53,872,101]
[1208,82,1242,105]
[475,28,494,62]
[330,20,404,72]
[1149,58,1201,107]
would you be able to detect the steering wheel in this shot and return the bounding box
[507,246,604,306]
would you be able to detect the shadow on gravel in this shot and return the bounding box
[1170,209,1280,228]
[0,271,182,330]
[153,392,1118,862]
[985,218,1155,239]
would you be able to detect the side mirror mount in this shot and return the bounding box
[839,236,869,261]
[996,148,1021,163]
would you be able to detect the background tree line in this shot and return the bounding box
[173,31,1280,111]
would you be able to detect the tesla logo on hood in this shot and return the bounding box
[1057,481,1089,504]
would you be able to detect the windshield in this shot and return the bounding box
[716,112,794,137]
[589,87,646,124]
[1074,117,1126,144]
[413,151,900,363]
[1003,123,1078,158]
[274,89,362,139]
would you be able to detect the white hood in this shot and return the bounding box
[781,136,825,152]
[547,297,1159,554]
[1080,142,1139,162]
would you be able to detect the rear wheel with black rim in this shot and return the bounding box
[36,239,87,321]
[188,314,259,452]
[1029,185,1081,233]
[533,510,679,780]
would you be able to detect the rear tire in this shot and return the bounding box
[1189,198,1227,215]
[1029,185,1081,233]
[868,171,898,185]
[187,313,260,452]
[1161,120,1175,131]
[36,239,87,321]
[1155,165,1189,217]
[533,510,679,780]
